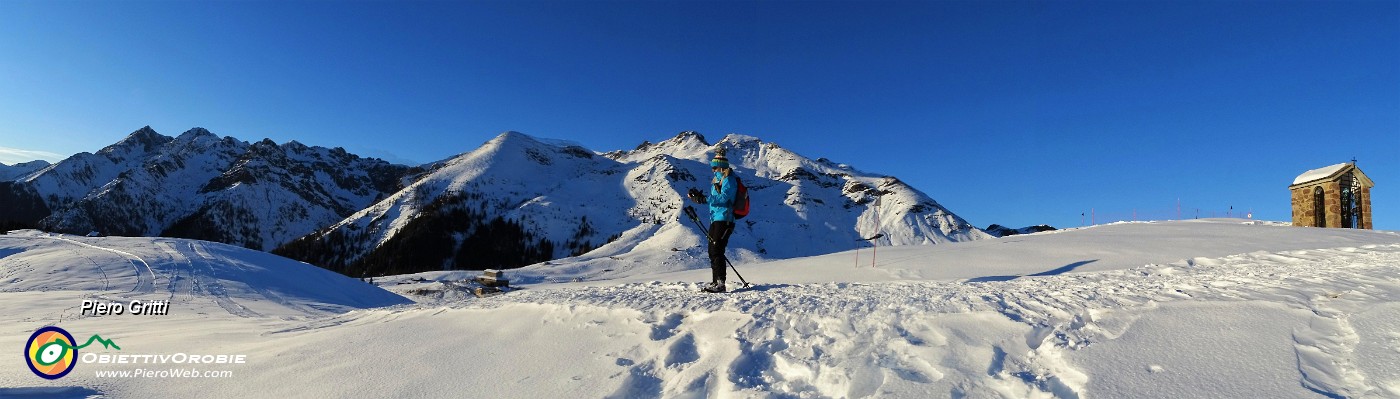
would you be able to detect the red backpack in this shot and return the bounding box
[733,176,750,220]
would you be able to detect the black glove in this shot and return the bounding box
[687,187,706,204]
[683,205,699,221]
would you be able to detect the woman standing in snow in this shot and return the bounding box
[691,150,738,293]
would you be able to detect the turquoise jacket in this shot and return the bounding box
[708,172,738,222]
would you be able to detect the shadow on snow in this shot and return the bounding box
[966,259,1098,283]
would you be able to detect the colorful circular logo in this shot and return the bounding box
[25,326,77,379]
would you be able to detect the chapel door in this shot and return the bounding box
[1314,187,1326,227]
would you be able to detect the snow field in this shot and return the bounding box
[4,221,1400,398]
[349,242,1400,397]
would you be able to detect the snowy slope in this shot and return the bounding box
[3,219,1399,398]
[495,218,1396,285]
[289,131,989,278]
[0,230,409,316]
[334,130,632,253]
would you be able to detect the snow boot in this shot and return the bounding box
[702,281,727,293]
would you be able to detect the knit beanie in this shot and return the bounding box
[710,153,729,169]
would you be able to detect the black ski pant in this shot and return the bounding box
[708,220,735,283]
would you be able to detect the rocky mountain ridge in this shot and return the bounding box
[2,127,990,279]
[1,126,413,250]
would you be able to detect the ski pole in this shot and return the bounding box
[685,206,750,287]
[683,204,750,285]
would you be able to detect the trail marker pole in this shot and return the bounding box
[856,234,885,268]
[872,196,881,268]
[854,245,860,268]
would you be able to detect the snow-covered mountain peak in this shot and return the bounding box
[0,160,52,181]
[443,131,604,173]
[7,160,52,168]
[607,131,715,164]
[612,132,850,185]
[175,127,218,141]
[281,139,311,153]
[481,131,561,153]
[454,131,546,163]
[246,138,319,161]
[493,130,532,141]
[717,132,763,146]
[654,130,710,146]
[95,126,172,160]
[165,128,237,158]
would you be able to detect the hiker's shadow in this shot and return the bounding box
[967,260,1098,283]
[745,283,794,292]
[0,387,104,399]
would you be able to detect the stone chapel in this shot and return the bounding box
[1290,162,1373,229]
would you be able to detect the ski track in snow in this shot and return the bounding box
[344,244,1400,398]
[157,241,197,301]
[47,235,157,294]
[185,240,263,318]
[159,240,280,317]
[37,236,268,318]
[66,245,110,292]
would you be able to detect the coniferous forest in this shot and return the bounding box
[274,191,561,277]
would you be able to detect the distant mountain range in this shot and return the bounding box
[2,127,991,277]
[0,127,412,250]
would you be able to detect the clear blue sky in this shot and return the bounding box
[1,1,1396,230]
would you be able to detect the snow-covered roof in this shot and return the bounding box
[1292,163,1351,185]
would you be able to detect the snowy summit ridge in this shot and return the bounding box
[279,130,989,279]
[0,126,413,251]
[0,160,50,181]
